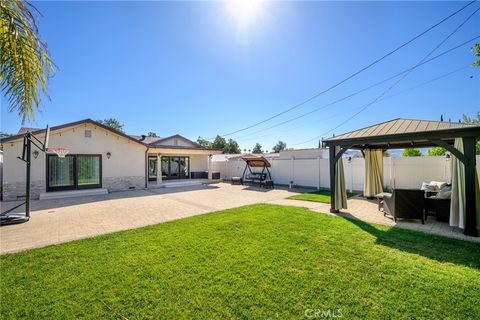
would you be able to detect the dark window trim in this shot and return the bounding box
[148,155,157,181]
[160,156,190,180]
[46,154,102,192]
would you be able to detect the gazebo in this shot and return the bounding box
[323,118,480,237]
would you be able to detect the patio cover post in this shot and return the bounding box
[463,137,478,237]
[157,154,162,183]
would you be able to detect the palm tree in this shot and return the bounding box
[1,0,55,122]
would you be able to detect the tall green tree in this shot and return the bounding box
[252,143,262,153]
[463,112,480,124]
[462,112,480,155]
[427,147,446,156]
[97,118,124,133]
[272,141,287,153]
[224,139,241,154]
[1,0,55,122]
[211,135,226,150]
[472,43,480,67]
[402,148,422,157]
[196,137,211,148]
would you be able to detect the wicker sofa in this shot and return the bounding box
[424,197,451,222]
[383,189,425,224]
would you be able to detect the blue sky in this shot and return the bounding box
[1,1,479,150]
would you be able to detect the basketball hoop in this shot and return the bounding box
[47,147,69,158]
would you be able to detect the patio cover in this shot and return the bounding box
[323,118,480,237]
[241,156,272,168]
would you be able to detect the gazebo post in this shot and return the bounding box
[329,146,337,213]
[463,137,478,237]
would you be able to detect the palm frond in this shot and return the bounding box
[0,0,55,122]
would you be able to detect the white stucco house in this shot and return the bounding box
[0,119,222,201]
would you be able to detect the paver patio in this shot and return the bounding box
[1,183,478,254]
[0,183,301,253]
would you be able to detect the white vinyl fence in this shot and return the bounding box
[212,155,480,191]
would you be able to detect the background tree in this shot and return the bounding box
[427,147,446,156]
[272,141,287,153]
[252,143,262,153]
[462,112,480,154]
[1,0,55,122]
[211,135,226,150]
[224,139,241,154]
[472,43,480,67]
[402,148,422,157]
[463,112,480,124]
[147,132,158,137]
[97,118,124,132]
[0,132,13,139]
[196,137,211,148]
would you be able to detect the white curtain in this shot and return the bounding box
[364,149,384,197]
[335,146,348,210]
[450,138,465,229]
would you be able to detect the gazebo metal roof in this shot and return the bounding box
[323,118,480,149]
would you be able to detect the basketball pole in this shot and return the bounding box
[25,132,31,218]
[1,127,49,225]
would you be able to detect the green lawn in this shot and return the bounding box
[1,204,480,319]
[288,189,357,203]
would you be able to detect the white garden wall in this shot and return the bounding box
[212,154,480,191]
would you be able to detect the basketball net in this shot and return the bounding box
[47,147,69,158]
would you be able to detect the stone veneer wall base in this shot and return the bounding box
[103,176,145,192]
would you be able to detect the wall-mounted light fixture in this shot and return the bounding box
[445,153,451,161]
[347,156,352,163]
[106,152,112,159]
[33,150,39,159]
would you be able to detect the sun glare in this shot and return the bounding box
[227,0,264,31]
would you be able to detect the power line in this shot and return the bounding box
[233,36,480,141]
[239,64,469,144]
[290,7,480,147]
[208,0,477,140]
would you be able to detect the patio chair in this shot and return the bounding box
[383,189,425,224]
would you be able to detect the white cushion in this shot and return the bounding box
[421,182,431,191]
[421,182,436,192]
[429,181,447,191]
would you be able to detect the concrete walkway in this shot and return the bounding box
[2,183,478,254]
[0,183,301,254]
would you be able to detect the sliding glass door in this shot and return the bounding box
[161,156,189,180]
[47,155,75,190]
[77,155,101,188]
[47,154,101,191]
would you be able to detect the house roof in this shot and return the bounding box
[1,119,144,145]
[18,127,41,135]
[0,119,216,151]
[129,135,163,145]
[148,134,203,148]
[323,118,480,149]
